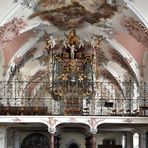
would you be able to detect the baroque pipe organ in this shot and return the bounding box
[47,29,98,115]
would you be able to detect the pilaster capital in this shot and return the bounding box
[90,128,97,135]
[48,127,56,134]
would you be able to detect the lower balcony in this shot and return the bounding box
[0,98,147,116]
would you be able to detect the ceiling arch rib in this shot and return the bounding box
[0,2,25,26]
[105,63,124,87]
[125,0,148,28]
[100,68,124,97]
[0,50,5,80]
[25,64,44,79]
[20,21,50,34]
[105,61,125,82]
[107,38,141,82]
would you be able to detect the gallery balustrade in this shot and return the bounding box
[0,81,147,116]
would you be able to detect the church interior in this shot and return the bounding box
[0,0,148,148]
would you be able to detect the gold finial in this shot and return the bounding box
[92,35,104,49]
[66,29,80,47]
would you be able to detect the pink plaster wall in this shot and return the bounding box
[3,31,35,69]
[114,32,145,66]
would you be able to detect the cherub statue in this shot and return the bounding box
[68,44,77,59]
[91,35,103,49]
[45,35,57,49]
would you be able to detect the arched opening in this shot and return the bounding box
[69,143,79,148]
[56,123,89,148]
[21,133,49,148]
[133,133,139,148]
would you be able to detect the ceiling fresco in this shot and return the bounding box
[0,18,26,49]
[30,0,118,30]
[0,0,148,86]
[123,17,148,48]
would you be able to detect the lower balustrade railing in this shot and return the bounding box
[0,98,147,116]
[0,81,148,116]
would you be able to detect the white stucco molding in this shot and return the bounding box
[105,62,124,82]
[14,0,37,9]
[20,21,50,34]
[0,116,148,132]
[125,0,148,28]
[107,38,141,82]
[0,2,25,27]
[48,127,56,134]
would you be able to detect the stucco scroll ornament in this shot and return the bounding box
[88,118,105,134]
[90,128,98,134]
[48,127,56,134]
[0,17,26,49]
[41,117,58,134]
[11,117,22,122]
[13,0,37,9]
[69,117,76,123]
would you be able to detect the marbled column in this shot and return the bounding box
[54,136,60,148]
[90,128,97,148]
[48,127,56,148]
[0,128,7,148]
[50,133,55,148]
[92,134,96,148]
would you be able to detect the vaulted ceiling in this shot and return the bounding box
[0,0,148,85]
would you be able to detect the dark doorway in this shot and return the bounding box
[69,143,79,148]
[21,133,49,148]
[146,132,148,148]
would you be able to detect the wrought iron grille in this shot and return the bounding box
[0,81,148,116]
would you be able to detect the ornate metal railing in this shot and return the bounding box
[0,81,148,116]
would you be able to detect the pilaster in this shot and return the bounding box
[139,129,146,148]
[0,128,7,148]
[126,132,133,148]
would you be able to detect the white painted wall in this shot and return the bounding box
[96,132,123,145]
